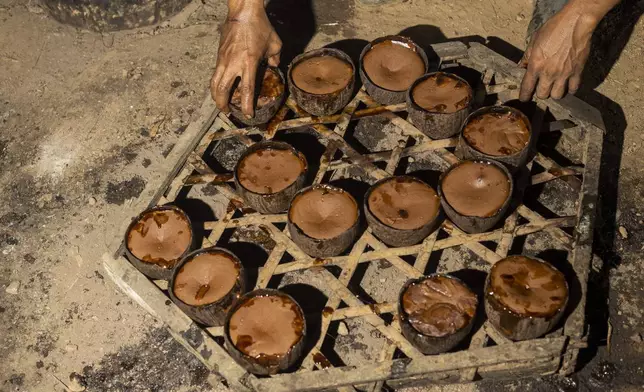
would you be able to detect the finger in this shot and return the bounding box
[215,70,240,113]
[519,46,532,68]
[268,54,280,67]
[535,76,554,100]
[519,66,538,102]
[568,74,581,95]
[550,78,567,100]
[267,34,282,66]
[210,66,225,102]
[241,58,260,118]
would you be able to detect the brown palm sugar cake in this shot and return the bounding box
[442,161,511,217]
[488,256,568,317]
[173,251,240,306]
[126,208,191,268]
[291,56,353,95]
[412,73,471,113]
[290,187,358,239]
[229,295,304,358]
[363,40,425,91]
[463,111,530,156]
[237,148,306,194]
[368,177,439,230]
[230,68,284,108]
[402,276,477,337]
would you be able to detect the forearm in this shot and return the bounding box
[563,0,621,27]
[227,0,265,20]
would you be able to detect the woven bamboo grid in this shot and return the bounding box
[105,41,604,392]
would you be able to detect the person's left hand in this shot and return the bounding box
[519,6,597,101]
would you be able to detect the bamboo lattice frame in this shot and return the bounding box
[103,42,604,392]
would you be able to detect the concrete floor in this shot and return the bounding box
[0,0,642,391]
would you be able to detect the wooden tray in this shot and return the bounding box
[103,41,604,392]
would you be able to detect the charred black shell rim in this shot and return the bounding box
[364,176,440,230]
[234,141,308,197]
[168,247,245,309]
[229,66,286,126]
[437,158,514,219]
[123,204,195,280]
[398,274,479,337]
[459,105,533,160]
[485,256,569,320]
[407,72,473,114]
[287,184,361,243]
[223,288,307,374]
[287,48,356,96]
[359,35,429,93]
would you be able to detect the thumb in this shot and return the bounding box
[266,34,282,66]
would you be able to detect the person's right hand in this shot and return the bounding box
[210,1,282,118]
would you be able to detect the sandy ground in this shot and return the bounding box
[0,0,642,391]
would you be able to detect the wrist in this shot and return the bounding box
[565,0,618,27]
[227,0,265,20]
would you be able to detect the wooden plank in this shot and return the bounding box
[561,124,603,374]
[466,42,604,130]
[251,337,567,392]
[430,41,469,61]
[102,254,252,390]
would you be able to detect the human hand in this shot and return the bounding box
[519,5,598,101]
[211,0,282,117]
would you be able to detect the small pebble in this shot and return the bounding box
[5,281,19,295]
[618,226,628,239]
[65,344,78,352]
[68,373,86,392]
[88,197,96,206]
[337,321,349,336]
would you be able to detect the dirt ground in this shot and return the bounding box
[0,0,642,391]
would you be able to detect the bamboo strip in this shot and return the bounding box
[256,242,287,288]
[517,206,573,249]
[364,231,423,278]
[203,214,287,229]
[414,230,439,274]
[441,221,502,264]
[217,112,236,130]
[385,140,406,175]
[187,152,213,175]
[314,141,337,184]
[496,210,519,258]
[206,205,236,247]
[459,326,489,381]
[327,138,458,172]
[484,322,513,345]
[318,268,424,359]
[285,100,389,181]
[268,216,575,275]
[359,93,459,167]
[332,302,397,320]
[264,104,291,139]
[334,93,361,138]
[301,234,371,369]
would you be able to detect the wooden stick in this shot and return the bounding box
[251,337,566,392]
